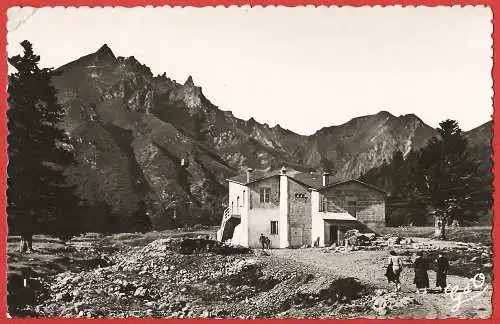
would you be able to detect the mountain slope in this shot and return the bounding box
[462,120,492,196]
[298,111,437,180]
[52,45,236,230]
[49,44,490,230]
[465,120,492,150]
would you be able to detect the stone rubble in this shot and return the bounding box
[32,238,266,318]
[19,231,491,319]
[26,236,408,319]
[371,289,418,316]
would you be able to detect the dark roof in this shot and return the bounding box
[227,168,324,189]
[289,171,324,189]
[318,179,389,195]
[228,169,388,194]
[227,169,281,185]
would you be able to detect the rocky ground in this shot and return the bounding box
[7,228,493,319]
[327,231,493,281]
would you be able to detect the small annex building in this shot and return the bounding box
[216,167,387,248]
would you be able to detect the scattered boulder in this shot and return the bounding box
[401,238,413,245]
[386,237,403,246]
[344,230,377,247]
[371,291,417,316]
[32,237,274,318]
[133,286,147,297]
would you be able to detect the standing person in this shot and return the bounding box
[18,221,34,253]
[436,253,449,292]
[413,251,430,294]
[265,236,271,249]
[386,250,403,292]
[19,233,34,253]
[259,233,266,250]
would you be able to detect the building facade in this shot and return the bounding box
[217,167,387,248]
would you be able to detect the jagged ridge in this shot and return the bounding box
[51,44,489,230]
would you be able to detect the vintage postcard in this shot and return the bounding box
[3,4,495,320]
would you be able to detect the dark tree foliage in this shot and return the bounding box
[130,200,152,233]
[417,120,484,239]
[360,149,423,226]
[360,120,490,232]
[7,41,80,241]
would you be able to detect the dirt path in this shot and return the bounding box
[267,248,492,319]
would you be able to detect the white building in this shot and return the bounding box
[217,167,388,248]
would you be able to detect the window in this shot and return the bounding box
[236,197,240,214]
[270,221,279,235]
[242,191,245,206]
[260,187,271,203]
[319,196,326,212]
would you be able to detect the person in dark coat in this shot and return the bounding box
[436,253,449,292]
[385,250,403,291]
[265,237,271,249]
[259,233,266,249]
[385,264,396,283]
[413,251,430,294]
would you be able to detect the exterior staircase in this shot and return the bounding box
[216,208,241,243]
[216,208,231,242]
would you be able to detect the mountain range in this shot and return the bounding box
[50,44,492,230]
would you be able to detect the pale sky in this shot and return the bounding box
[7,6,493,135]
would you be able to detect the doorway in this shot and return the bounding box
[290,226,303,247]
[324,222,340,246]
[330,225,338,244]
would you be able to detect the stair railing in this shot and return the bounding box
[216,207,231,241]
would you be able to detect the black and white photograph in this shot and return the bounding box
[6,5,493,319]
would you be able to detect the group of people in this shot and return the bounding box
[259,233,272,249]
[385,250,449,293]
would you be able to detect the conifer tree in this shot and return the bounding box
[7,40,79,250]
[417,119,481,239]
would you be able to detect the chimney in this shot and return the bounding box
[322,172,331,186]
[280,166,287,175]
[246,168,254,183]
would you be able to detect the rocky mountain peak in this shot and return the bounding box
[400,113,425,126]
[184,75,195,87]
[96,44,115,57]
[115,56,153,77]
[48,46,491,231]
[166,74,204,111]
[93,44,117,64]
[376,110,395,120]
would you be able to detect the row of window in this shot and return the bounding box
[234,187,307,207]
[259,188,307,203]
[231,187,274,213]
[234,189,360,216]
